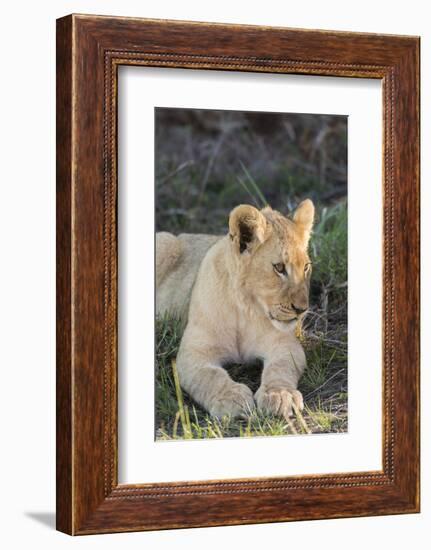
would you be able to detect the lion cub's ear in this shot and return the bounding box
[293,199,315,244]
[229,204,268,254]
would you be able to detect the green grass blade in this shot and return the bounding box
[171,359,192,438]
[239,160,268,207]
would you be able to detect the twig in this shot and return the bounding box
[171,359,192,438]
[321,338,348,347]
[292,403,312,434]
[158,160,195,186]
[198,132,226,203]
[172,411,180,439]
[285,416,298,435]
[304,368,346,400]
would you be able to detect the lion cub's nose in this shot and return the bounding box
[292,303,307,315]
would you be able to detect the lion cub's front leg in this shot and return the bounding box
[255,338,306,420]
[176,329,255,418]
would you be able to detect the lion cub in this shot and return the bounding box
[156,200,314,420]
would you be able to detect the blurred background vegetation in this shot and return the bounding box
[155,107,348,440]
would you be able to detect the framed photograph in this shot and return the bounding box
[56,14,420,534]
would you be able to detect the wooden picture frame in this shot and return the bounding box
[56,14,420,535]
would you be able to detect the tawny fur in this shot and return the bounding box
[156,200,315,419]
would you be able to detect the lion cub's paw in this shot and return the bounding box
[255,386,303,420]
[209,382,255,419]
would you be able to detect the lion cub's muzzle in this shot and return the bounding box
[269,302,308,323]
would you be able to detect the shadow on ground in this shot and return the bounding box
[25,512,55,530]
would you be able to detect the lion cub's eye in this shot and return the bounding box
[273,262,286,275]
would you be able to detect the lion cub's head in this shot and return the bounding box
[228,200,315,332]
